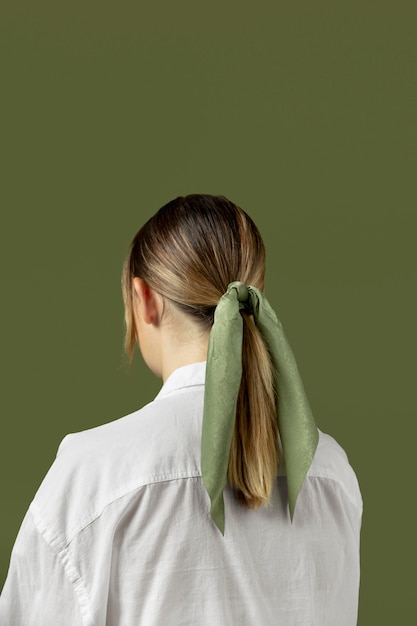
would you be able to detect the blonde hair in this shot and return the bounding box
[122,195,278,509]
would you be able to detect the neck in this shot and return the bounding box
[160,336,209,382]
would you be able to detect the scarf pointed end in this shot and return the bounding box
[209,497,226,535]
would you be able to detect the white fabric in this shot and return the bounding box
[0,361,362,625]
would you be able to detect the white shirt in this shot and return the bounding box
[0,362,362,626]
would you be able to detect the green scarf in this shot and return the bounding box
[201,281,319,534]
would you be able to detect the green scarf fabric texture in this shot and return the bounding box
[201,281,319,535]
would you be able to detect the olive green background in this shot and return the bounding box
[1,1,415,622]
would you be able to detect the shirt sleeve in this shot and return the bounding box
[0,509,87,626]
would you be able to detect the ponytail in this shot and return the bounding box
[228,313,278,509]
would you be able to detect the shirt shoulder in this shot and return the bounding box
[307,429,363,511]
[30,373,205,552]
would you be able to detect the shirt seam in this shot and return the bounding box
[31,470,203,550]
[28,508,95,626]
[68,471,203,545]
[303,473,363,511]
[31,470,361,554]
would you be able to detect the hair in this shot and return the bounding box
[122,194,278,509]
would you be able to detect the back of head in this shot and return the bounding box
[123,194,278,509]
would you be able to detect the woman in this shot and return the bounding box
[0,194,362,625]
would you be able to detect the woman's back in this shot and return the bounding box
[1,362,361,625]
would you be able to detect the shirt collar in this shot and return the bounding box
[155,361,206,400]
